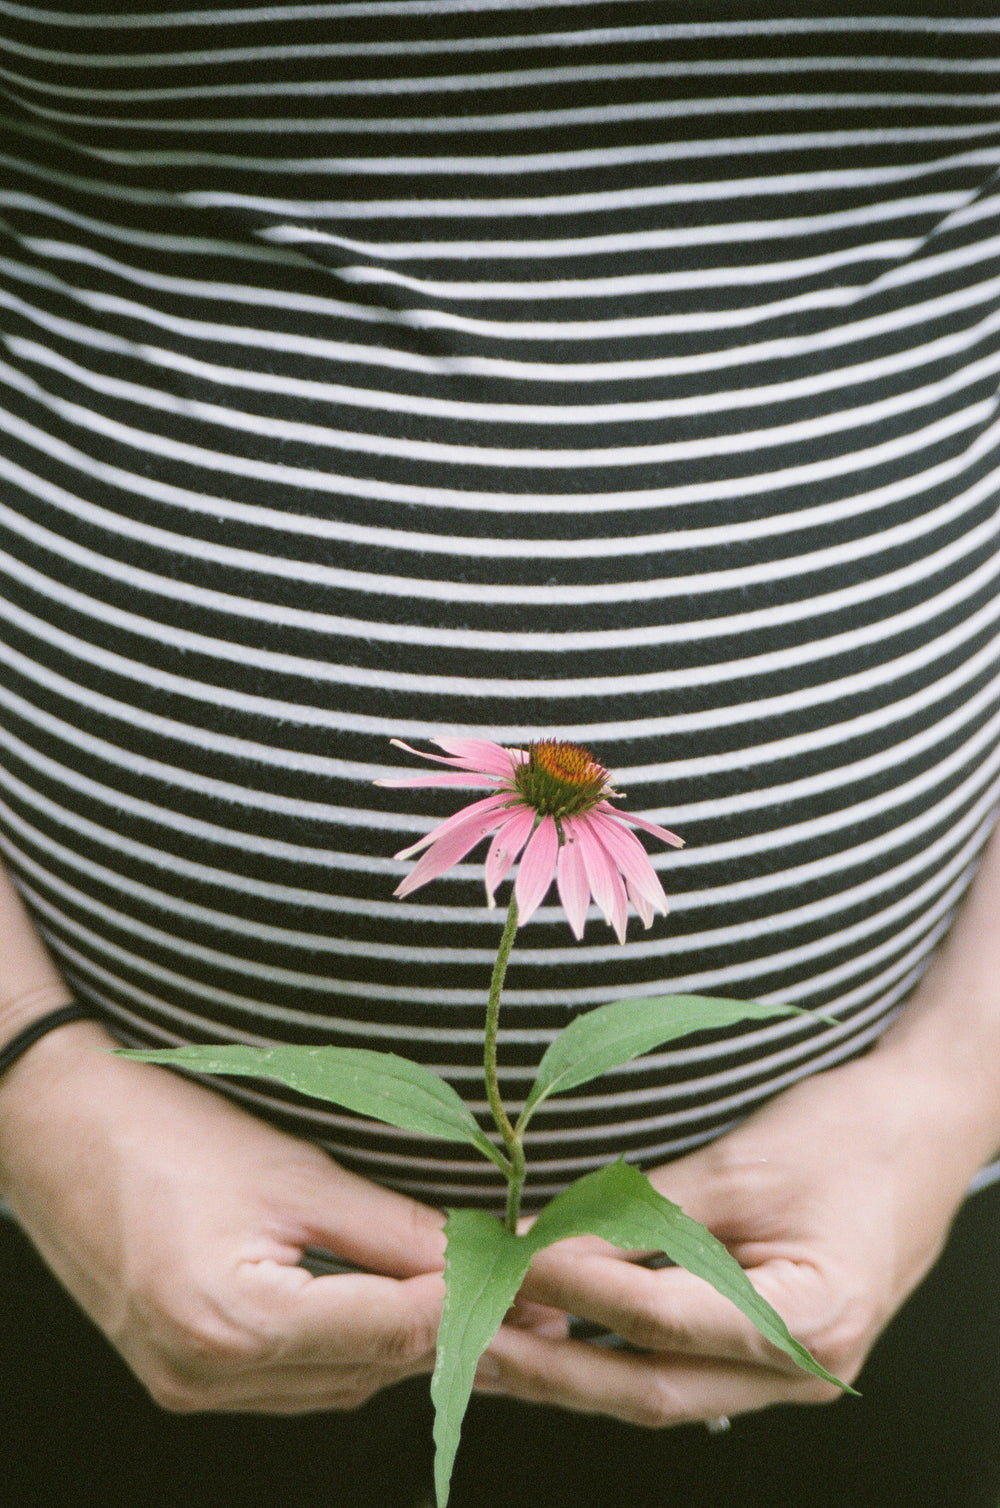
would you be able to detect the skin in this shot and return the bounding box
[1,823,999,1424]
[495,817,1000,1423]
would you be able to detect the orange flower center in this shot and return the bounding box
[512,740,617,820]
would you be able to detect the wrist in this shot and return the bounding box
[0,1016,117,1204]
[867,974,1000,1193]
[0,983,78,1041]
[861,818,1000,1186]
[0,1003,95,1079]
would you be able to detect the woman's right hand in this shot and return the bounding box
[0,1017,450,1414]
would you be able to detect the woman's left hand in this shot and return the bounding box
[480,819,1000,1426]
[477,1035,979,1425]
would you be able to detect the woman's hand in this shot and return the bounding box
[480,1041,970,1425]
[478,818,1000,1425]
[0,1018,449,1414]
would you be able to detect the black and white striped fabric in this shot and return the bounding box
[1,2,999,1208]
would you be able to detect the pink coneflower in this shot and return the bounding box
[377,737,683,942]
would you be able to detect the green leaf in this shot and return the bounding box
[520,994,836,1126]
[428,1160,855,1506]
[527,1161,854,1394]
[116,1044,506,1171]
[431,1209,536,1508]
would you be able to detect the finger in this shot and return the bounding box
[478,1325,832,1429]
[262,1268,444,1369]
[159,1366,427,1415]
[144,1267,443,1413]
[522,1247,810,1373]
[300,1163,447,1278]
[177,1356,436,1414]
[504,1294,572,1338]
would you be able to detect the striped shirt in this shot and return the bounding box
[1,1,998,1208]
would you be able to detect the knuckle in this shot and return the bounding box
[143,1367,208,1414]
[798,1376,849,1407]
[174,1311,267,1372]
[626,1376,684,1430]
[403,1197,446,1272]
[334,1376,382,1411]
[139,1304,274,1413]
[491,1347,560,1410]
[377,1311,437,1369]
[610,1306,675,1354]
[794,1305,872,1387]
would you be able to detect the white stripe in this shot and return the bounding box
[3,512,997,698]
[7,265,1000,419]
[6,822,983,1010]
[4,550,999,759]
[7,776,997,977]
[511,1022,914,1157]
[3,728,995,971]
[3,497,999,703]
[17,229,990,371]
[3,3,999,33]
[2,352,995,532]
[0,176,310,259]
[36,917,941,1075]
[4,685,999,913]
[116,993,893,1131]
[6,336,1000,471]
[17,66,1000,105]
[10,305,1000,441]
[5,669,999,926]
[4,592,999,782]
[45,122,1000,173]
[0,429,997,666]
[0,405,997,573]
[9,25,1000,71]
[5,98,996,139]
[11,226,1000,366]
[0,673,401,823]
[14,285,1000,424]
[511,985,923,1100]
[303,215,1000,290]
[0,724,470,890]
[249,199,1000,268]
[90,953,923,1084]
[0,159,170,210]
[511,1019,911,1134]
[3,379,998,616]
[186,147,1000,219]
[0,834,975,1071]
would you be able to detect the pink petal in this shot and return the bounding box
[588,811,669,921]
[573,821,629,943]
[483,805,537,905]
[394,793,513,860]
[392,803,511,895]
[387,738,470,767]
[555,820,593,939]
[625,877,656,929]
[513,815,559,926]
[376,770,502,790]
[595,800,684,848]
[384,737,519,780]
[430,738,525,778]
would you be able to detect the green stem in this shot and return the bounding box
[484,893,526,1231]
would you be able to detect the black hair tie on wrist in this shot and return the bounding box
[0,1004,94,1079]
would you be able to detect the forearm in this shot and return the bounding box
[865,813,1000,1189]
[0,860,117,1216]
